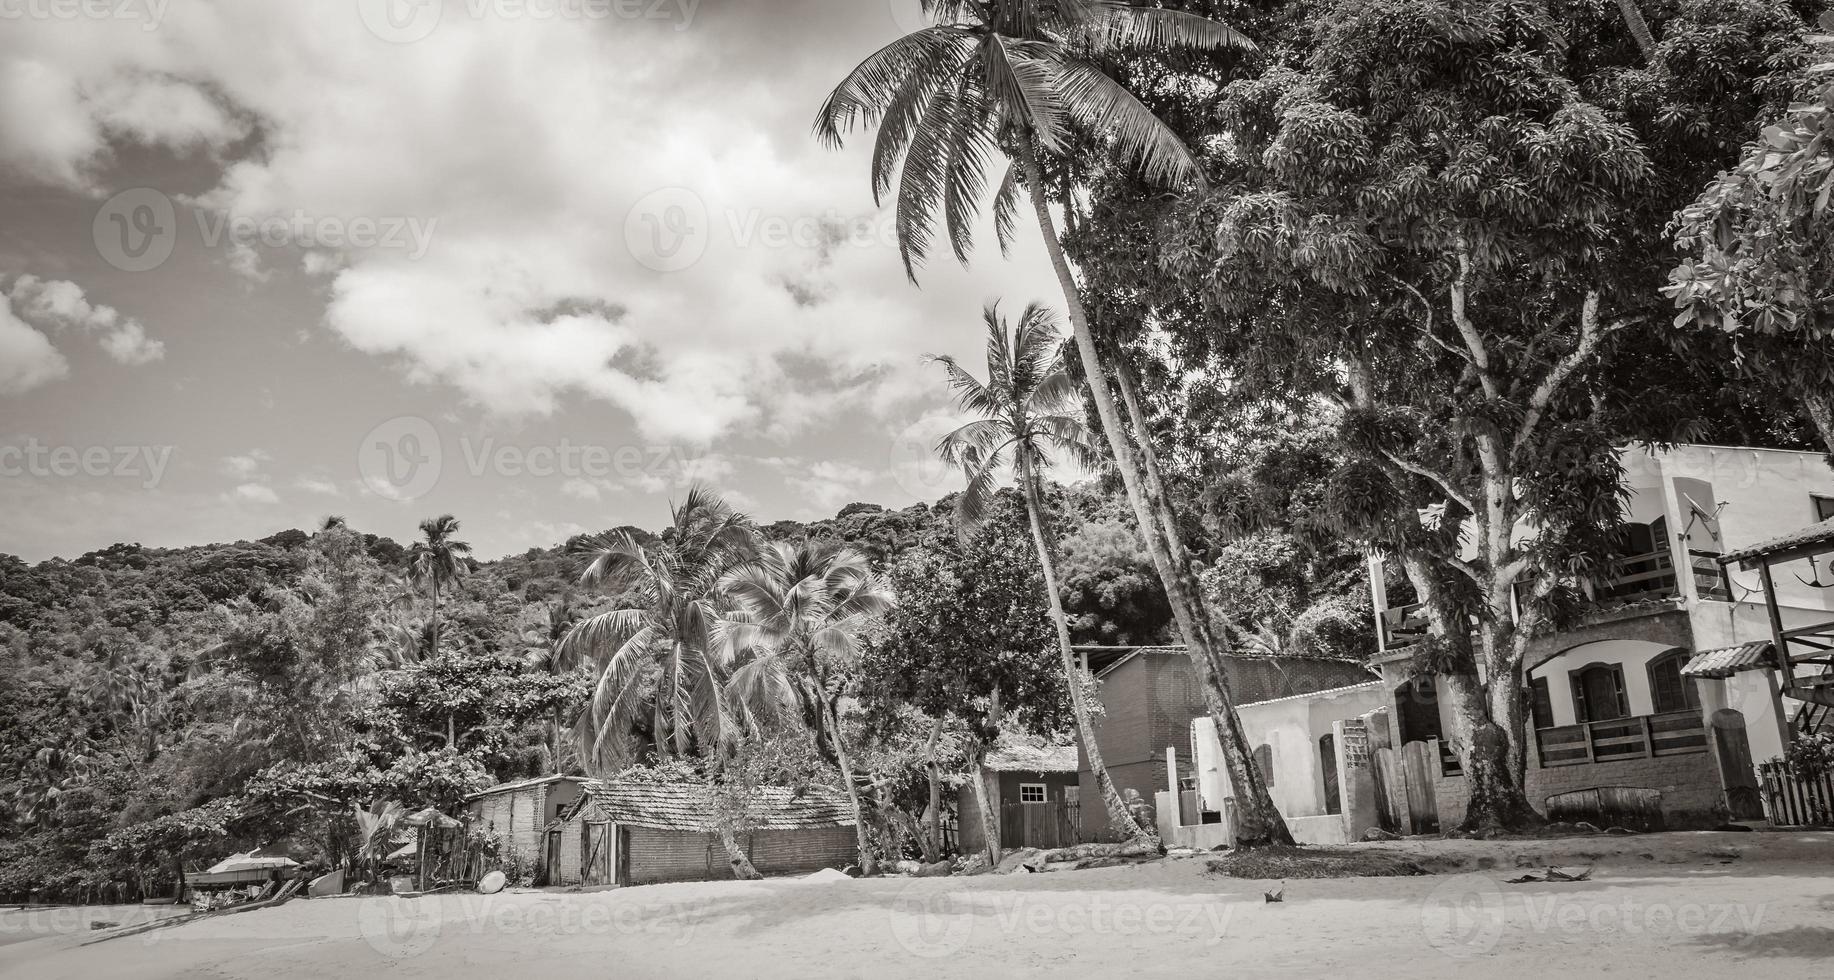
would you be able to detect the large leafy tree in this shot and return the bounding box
[720,540,894,873]
[818,0,1292,846]
[932,300,1154,849]
[860,493,1069,865]
[1069,0,1814,828]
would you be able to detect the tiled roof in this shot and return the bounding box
[1681,641,1775,679]
[573,780,854,832]
[462,773,585,801]
[983,738,1079,773]
[1722,517,1834,567]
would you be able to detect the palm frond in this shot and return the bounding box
[1050,55,1204,188]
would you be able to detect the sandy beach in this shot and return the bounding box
[5,833,1831,980]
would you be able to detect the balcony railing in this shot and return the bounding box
[1534,710,1707,768]
[1377,542,1721,651]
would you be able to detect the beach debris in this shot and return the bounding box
[1362,828,1402,842]
[1264,882,1285,903]
[477,870,507,895]
[1503,866,1593,884]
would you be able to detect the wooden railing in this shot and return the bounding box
[1535,710,1707,768]
[1437,740,1462,778]
[1758,761,1834,826]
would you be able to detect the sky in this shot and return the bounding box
[0,0,1066,562]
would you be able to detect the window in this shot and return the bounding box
[1815,495,1834,522]
[1529,676,1555,730]
[1018,783,1047,804]
[1252,744,1275,788]
[1570,663,1630,723]
[1647,650,1700,714]
[1062,786,1080,806]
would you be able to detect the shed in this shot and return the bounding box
[546,780,856,887]
[463,774,591,883]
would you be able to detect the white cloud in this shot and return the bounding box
[789,459,878,514]
[5,274,165,365]
[226,482,279,504]
[296,475,342,496]
[559,477,602,501]
[0,293,68,395]
[221,450,270,479]
[0,4,1057,445]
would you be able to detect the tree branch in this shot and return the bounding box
[1514,292,1637,456]
[1448,245,1501,401]
[1381,450,1476,515]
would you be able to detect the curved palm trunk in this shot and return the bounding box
[1016,453,1157,849]
[922,717,944,862]
[1019,144,1293,848]
[820,696,879,875]
[716,821,763,880]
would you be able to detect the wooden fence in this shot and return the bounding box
[1534,711,1707,767]
[1759,761,1834,826]
[998,801,1081,850]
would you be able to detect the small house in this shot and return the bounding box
[546,780,856,887]
[958,737,1081,853]
[463,774,590,884]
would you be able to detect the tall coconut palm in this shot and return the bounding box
[932,300,1154,850]
[407,514,471,645]
[817,0,1293,845]
[720,539,895,874]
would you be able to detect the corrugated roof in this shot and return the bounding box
[983,739,1078,773]
[1722,517,1834,568]
[1681,641,1774,679]
[572,780,854,832]
[1237,680,1386,709]
[462,773,585,801]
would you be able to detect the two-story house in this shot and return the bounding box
[1368,443,1834,830]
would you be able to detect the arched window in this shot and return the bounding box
[1570,663,1629,723]
[1647,649,1700,714]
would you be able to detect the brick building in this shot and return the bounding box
[463,774,590,883]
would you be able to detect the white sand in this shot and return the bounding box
[4,832,1830,980]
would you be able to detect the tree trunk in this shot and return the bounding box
[715,820,763,880]
[1614,0,1657,60]
[446,711,456,748]
[171,856,186,902]
[823,697,879,876]
[923,716,944,863]
[1804,388,1834,467]
[970,744,1002,867]
[1016,452,1157,849]
[1018,143,1292,847]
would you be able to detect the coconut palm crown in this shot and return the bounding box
[814,0,1251,279]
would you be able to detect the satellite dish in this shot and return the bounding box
[477,870,507,895]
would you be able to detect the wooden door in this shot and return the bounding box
[614,826,631,887]
[1712,709,1764,820]
[1574,664,1629,722]
[1399,740,1439,833]
[542,831,560,886]
[1319,734,1341,816]
[582,822,610,885]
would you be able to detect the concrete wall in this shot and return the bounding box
[1429,729,1728,830]
[1192,684,1387,820]
[621,826,856,886]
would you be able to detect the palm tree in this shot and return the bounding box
[560,486,760,767]
[522,599,580,772]
[560,487,767,878]
[932,300,1154,850]
[407,514,471,644]
[817,0,1293,845]
[720,539,895,874]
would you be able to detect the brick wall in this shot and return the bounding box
[749,828,856,875]
[622,826,857,885]
[1430,734,1727,830]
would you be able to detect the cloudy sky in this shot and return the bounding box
[0,0,1064,561]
